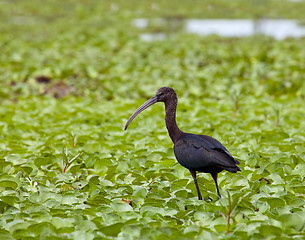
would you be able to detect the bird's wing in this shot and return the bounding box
[194,135,231,155]
[174,134,239,171]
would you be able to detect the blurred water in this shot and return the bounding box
[186,19,253,37]
[133,18,305,41]
[139,33,166,41]
[254,19,305,39]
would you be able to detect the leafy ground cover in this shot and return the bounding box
[1,0,305,239]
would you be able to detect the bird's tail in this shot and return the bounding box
[226,166,241,173]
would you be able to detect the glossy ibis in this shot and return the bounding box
[124,87,240,200]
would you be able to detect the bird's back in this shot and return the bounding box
[174,133,240,173]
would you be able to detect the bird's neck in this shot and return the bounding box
[164,97,183,143]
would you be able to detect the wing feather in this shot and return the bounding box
[174,133,240,172]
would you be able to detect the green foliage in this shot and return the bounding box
[1,0,305,239]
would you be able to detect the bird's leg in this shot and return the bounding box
[189,170,203,200]
[211,172,221,199]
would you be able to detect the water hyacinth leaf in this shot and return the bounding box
[75,220,97,232]
[28,222,56,236]
[87,175,100,184]
[94,158,112,172]
[0,229,13,240]
[288,198,305,208]
[277,212,305,231]
[1,195,19,206]
[111,202,133,212]
[259,197,286,209]
[140,205,165,216]
[258,225,282,237]
[133,186,148,198]
[71,231,95,240]
[34,155,56,168]
[174,189,188,199]
[0,180,18,189]
[60,183,74,192]
[292,163,305,177]
[61,193,79,205]
[11,228,33,239]
[21,165,34,175]
[100,223,124,237]
[184,225,200,236]
[4,155,27,165]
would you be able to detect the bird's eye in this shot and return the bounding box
[157,92,164,97]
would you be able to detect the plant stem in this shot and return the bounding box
[63,163,68,173]
[226,198,232,234]
[234,97,239,119]
[72,135,75,148]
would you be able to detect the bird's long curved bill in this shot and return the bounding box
[124,96,158,130]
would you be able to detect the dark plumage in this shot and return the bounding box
[125,87,240,200]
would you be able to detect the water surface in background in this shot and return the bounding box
[133,18,305,41]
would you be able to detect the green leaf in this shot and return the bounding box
[4,154,26,165]
[0,180,18,189]
[0,229,13,240]
[100,223,124,237]
[259,225,282,237]
[259,197,286,208]
[62,146,69,164]
[111,202,133,212]
[133,186,148,198]
[277,212,305,231]
[1,195,19,206]
[28,222,56,235]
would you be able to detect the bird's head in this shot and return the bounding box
[124,87,176,130]
[155,87,176,102]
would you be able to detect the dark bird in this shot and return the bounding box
[124,87,240,200]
